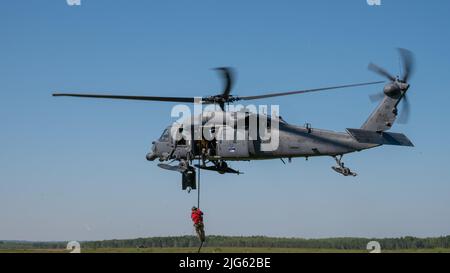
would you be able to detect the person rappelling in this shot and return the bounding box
[191,206,205,243]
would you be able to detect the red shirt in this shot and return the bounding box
[191,209,204,224]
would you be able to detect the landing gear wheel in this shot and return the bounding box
[331,155,357,177]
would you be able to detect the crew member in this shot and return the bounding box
[191,206,205,242]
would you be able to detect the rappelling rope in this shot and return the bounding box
[197,157,201,209]
[196,157,204,253]
[197,241,204,253]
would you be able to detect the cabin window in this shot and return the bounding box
[266,117,271,129]
[177,127,186,146]
[159,129,169,141]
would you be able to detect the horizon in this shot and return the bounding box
[3,234,450,244]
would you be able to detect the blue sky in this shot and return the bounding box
[1,0,450,241]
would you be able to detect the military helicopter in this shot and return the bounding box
[53,49,415,191]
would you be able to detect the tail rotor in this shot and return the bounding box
[368,48,415,124]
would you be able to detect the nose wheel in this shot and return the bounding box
[331,155,357,177]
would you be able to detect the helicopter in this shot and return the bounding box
[53,48,415,191]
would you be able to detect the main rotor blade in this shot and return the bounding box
[215,67,234,99]
[237,81,384,101]
[52,93,196,103]
[368,63,396,81]
[398,95,410,124]
[398,48,415,82]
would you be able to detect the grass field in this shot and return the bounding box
[1,247,449,253]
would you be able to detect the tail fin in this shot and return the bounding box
[361,95,401,132]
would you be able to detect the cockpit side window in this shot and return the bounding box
[159,129,170,141]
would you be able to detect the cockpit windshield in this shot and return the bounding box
[159,128,170,141]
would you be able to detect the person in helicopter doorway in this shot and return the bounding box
[191,206,205,242]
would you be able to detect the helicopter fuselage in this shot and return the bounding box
[146,112,377,164]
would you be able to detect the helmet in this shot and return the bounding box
[192,206,197,211]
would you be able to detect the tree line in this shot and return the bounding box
[1,235,450,250]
